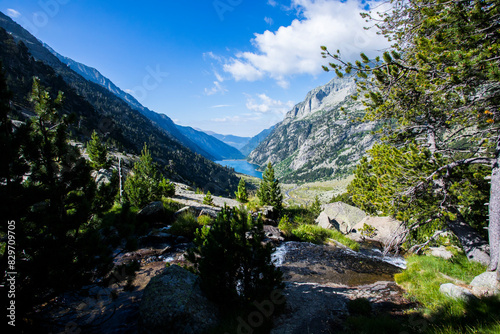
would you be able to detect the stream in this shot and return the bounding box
[271,241,406,286]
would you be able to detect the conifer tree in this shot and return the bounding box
[257,162,283,213]
[322,0,500,275]
[187,206,283,309]
[15,78,112,307]
[124,143,175,208]
[234,177,248,203]
[86,129,110,170]
[203,190,214,206]
[311,195,322,217]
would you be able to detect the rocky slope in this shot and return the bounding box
[248,75,379,182]
[0,13,239,195]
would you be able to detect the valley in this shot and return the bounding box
[1,1,500,333]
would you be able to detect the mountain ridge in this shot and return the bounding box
[0,12,239,195]
[248,75,379,182]
[40,38,242,161]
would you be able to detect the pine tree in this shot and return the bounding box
[322,0,500,274]
[257,162,283,213]
[187,206,283,309]
[203,190,214,206]
[124,143,175,208]
[15,78,112,308]
[86,129,110,170]
[310,195,322,217]
[234,178,248,203]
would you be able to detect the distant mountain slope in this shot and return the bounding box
[176,125,245,160]
[248,76,379,182]
[202,131,251,151]
[0,13,239,195]
[41,38,235,161]
[240,125,276,157]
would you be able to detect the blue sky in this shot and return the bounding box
[1,0,389,137]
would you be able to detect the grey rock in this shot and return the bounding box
[351,216,407,250]
[316,202,367,234]
[439,283,475,300]
[138,201,165,221]
[426,246,455,260]
[264,225,284,243]
[262,206,278,220]
[139,265,220,334]
[470,272,500,294]
[92,168,115,187]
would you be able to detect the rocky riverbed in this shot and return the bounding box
[34,236,410,333]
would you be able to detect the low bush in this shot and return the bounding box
[290,224,359,251]
[197,215,213,226]
[170,212,200,238]
[278,215,295,237]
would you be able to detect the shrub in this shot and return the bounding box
[170,212,200,238]
[278,215,294,237]
[198,215,213,226]
[234,178,248,203]
[187,206,283,309]
[359,223,377,239]
[124,144,175,208]
[291,224,333,244]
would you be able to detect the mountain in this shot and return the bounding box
[41,39,238,161]
[202,131,251,151]
[0,12,239,195]
[240,125,276,157]
[247,76,379,183]
[175,125,245,160]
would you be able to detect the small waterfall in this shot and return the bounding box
[271,241,407,286]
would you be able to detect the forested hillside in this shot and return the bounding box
[0,27,239,195]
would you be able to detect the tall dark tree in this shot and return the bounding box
[235,177,249,203]
[15,78,112,310]
[86,129,110,170]
[257,162,283,213]
[124,143,175,208]
[322,0,500,277]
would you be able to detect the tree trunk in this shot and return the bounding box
[447,213,490,266]
[487,135,500,281]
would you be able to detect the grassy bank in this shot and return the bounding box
[341,254,500,333]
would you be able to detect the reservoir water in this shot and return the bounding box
[215,160,263,179]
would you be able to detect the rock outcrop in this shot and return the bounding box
[315,202,367,234]
[351,216,408,250]
[139,265,219,334]
[248,75,378,182]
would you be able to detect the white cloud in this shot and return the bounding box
[6,9,21,18]
[246,93,294,115]
[264,17,274,25]
[223,59,264,82]
[204,81,227,96]
[267,0,279,7]
[210,104,233,108]
[223,0,389,84]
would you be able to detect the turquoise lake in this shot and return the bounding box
[215,160,263,179]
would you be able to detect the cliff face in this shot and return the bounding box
[248,76,378,182]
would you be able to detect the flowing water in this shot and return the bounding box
[272,241,406,286]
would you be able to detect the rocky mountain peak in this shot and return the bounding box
[285,75,357,121]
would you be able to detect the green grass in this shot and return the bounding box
[342,254,500,334]
[170,211,200,238]
[395,254,486,312]
[291,224,359,251]
[394,254,500,334]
